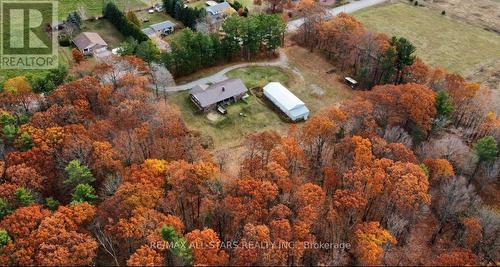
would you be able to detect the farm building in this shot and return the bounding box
[190,78,248,112]
[263,82,310,121]
[73,32,108,55]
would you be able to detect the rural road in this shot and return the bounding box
[287,0,387,32]
[162,0,386,92]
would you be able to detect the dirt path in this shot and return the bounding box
[161,51,289,92]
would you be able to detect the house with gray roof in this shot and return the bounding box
[190,78,248,112]
[73,32,108,55]
[142,20,175,37]
[205,1,236,17]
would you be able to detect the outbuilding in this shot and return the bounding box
[263,82,309,121]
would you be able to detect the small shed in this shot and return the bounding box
[263,82,309,121]
[344,77,358,88]
[190,78,248,112]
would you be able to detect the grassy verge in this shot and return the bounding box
[226,66,291,89]
[353,2,500,75]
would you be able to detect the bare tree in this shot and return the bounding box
[92,221,120,266]
[478,206,500,264]
[149,63,175,97]
[430,176,481,244]
[215,149,229,171]
[383,126,413,148]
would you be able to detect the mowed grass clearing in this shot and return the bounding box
[57,0,147,19]
[168,66,292,148]
[353,3,500,75]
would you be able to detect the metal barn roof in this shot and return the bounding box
[263,82,305,111]
[263,82,310,121]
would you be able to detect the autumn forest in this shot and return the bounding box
[0,6,499,267]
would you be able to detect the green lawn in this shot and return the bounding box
[353,3,500,75]
[57,0,147,19]
[135,10,183,28]
[226,66,291,89]
[169,91,287,148]
[187,0,207,9]
[81,19,125,48]
[168,66,292,148]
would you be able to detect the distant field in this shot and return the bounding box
[353,3,500,75]
[57,0,147,19]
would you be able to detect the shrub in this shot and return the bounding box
[441,10,446,15]
[414,1,418,6]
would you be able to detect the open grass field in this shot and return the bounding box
[282,44,354,113]
[57,0,147,19]
[353,2,500,75]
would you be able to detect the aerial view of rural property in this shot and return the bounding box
[0,0,499,265]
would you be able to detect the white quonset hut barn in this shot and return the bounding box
[263,82,310,121]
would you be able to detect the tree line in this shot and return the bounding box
[163,13,286,77]
[103,2,149,42]
[163,0,205,29]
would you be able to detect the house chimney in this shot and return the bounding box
[222,87,225,92]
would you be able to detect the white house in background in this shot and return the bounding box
[263,82,310,121]
[142,20,175,37]
[73,32,108,55]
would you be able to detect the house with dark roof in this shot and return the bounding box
[73,32,108,55]
[190,78,248,112]
[142,20,175,37]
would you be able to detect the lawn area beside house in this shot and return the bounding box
[168,90,288,148]
[57,0,147,19]
[187,0,207,9]
[353,2,500,76]
[135,10,183,28]
[226,66,291,89]
[81,19,125,48]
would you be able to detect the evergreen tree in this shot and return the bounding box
[0,198,11,219]
[15,187,33,206]
[71,184,98,204]
[64,159,95,188]
[435,90,454,118]
[474,136,498,163]
[161,225,192,265]
[0,229,10,248]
